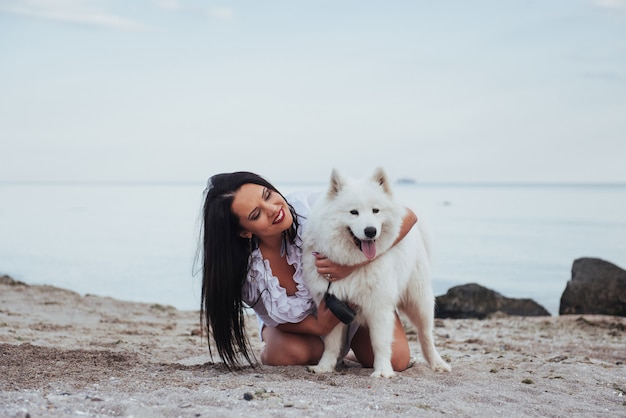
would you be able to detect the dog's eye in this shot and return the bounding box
[350,210,359,215]
[372,208,379,214]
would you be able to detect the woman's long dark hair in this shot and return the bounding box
[200,171,298,369]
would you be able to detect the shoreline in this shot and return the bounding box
[1,280,625,417]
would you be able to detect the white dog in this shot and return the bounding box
[302,167,450,378]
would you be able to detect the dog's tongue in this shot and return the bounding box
[361,240,376,260]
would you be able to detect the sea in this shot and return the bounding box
[1,181,625,316]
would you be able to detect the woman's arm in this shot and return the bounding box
[314,208,418,279]
[393,207,417,246]
[274,299,340,336]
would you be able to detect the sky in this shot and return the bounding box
[1,0,625,184]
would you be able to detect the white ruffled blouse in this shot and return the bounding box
[241,191,319,328]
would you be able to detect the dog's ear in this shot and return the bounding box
[328,168,344,198]
[372,167,392,196]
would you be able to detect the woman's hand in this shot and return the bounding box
[313,252,362,281]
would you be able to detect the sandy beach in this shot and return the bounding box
[1,277,624,417]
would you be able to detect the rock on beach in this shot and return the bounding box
[559,257,626,316]
[435,283,550,319]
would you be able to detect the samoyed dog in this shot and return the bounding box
[302,167,450,378]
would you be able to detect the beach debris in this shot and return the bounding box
[242,388,279,401]
[150,303,176,312]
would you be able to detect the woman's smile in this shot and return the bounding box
[273,208,285,224]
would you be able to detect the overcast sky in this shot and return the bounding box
[1,0,625,184]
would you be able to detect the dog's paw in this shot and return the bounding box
[306,364,334,374]
[431,360,451,373]
[370,369,396,378]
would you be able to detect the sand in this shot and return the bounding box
[1,277,625,417]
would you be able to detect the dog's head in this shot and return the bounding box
[325,167,401,261]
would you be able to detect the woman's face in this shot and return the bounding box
[231,183,294,241]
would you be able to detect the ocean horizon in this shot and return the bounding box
[1,181,625,316]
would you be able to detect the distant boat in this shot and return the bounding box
[396,177,417,185]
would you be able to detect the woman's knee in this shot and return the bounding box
[391,317,412,371]
[391,341,411,371]
[350,324,412,371]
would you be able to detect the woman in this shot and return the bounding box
[200,171,417,370]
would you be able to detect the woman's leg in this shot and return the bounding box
[260,326,325,366]
[349,313,411,372]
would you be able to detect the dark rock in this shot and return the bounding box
[559,258,626,317]
[435,283,550,319]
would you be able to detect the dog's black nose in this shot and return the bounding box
[364,226,377,238]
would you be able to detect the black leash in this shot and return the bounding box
[324,282,356,324]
